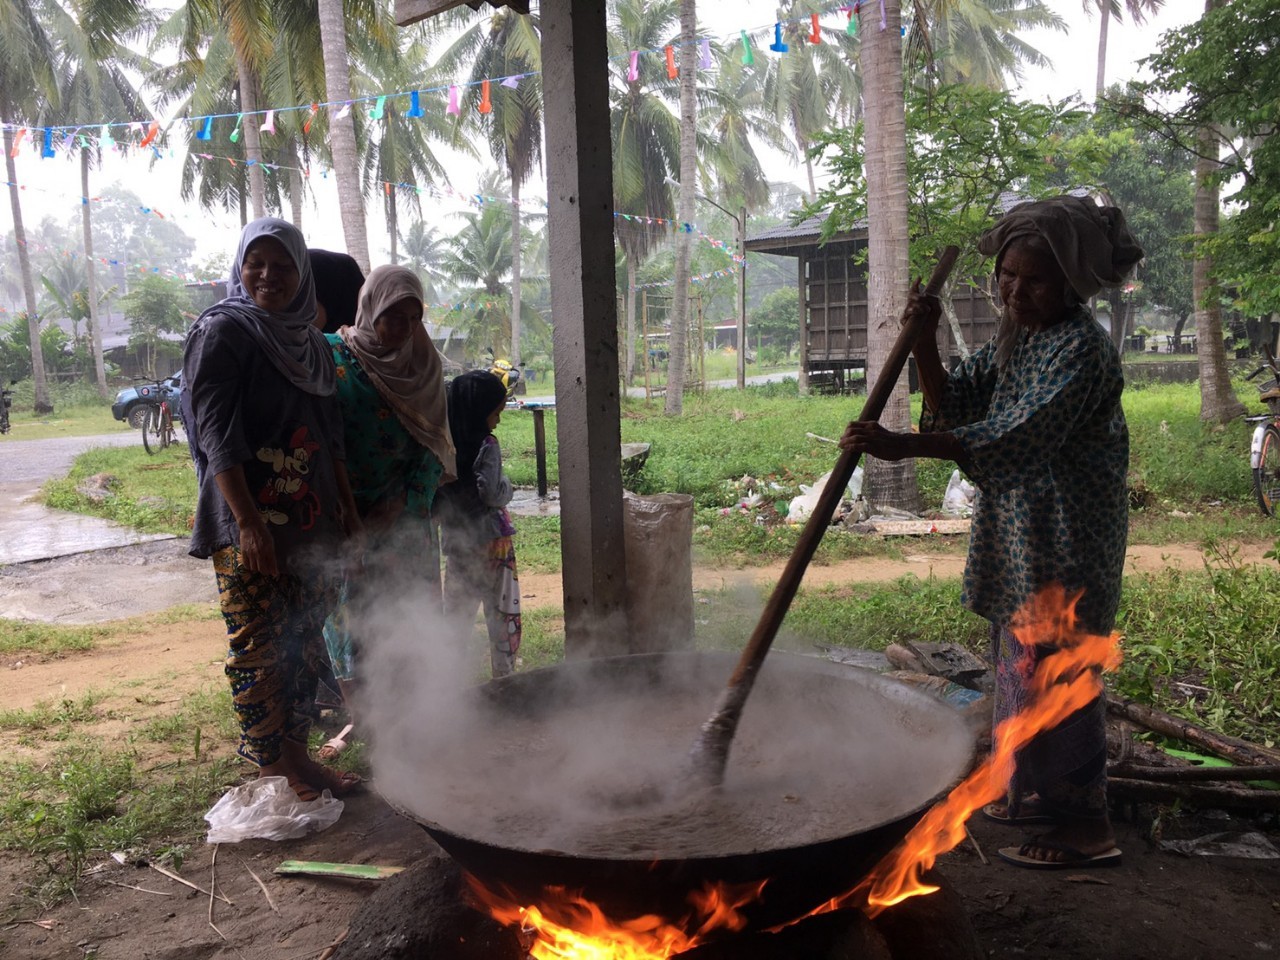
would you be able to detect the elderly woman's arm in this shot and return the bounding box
[839,422,967,464]
[905,283,947,416]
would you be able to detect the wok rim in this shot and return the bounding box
[381,649,975,865]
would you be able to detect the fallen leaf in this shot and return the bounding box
[1065,874,1111,885]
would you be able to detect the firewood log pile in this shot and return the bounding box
[1105,698,1280,812]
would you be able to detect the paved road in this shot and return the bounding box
[0,431,178,567]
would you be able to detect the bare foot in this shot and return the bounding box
[258,759,321,802]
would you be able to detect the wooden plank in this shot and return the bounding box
[860,518,971,536]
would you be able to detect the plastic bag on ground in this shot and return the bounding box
[788,467,863,524]
[205,776,344,843]
[941,469,976,516]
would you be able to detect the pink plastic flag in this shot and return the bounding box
[501,75,520,89]
[627,51,639,83]
[446,86,461,116]
[699,38,712,69]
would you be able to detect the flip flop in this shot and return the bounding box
[317,723,354,761]
[998,838,1123,871]
[981,802,1055,826]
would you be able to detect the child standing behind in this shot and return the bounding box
[440,370,522,677]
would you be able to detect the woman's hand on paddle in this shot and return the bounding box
[905,277,942,351]
[839,422,919,462]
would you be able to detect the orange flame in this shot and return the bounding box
[794,584,1123,920]
[470,585,1121,952]
[467,875,766,959]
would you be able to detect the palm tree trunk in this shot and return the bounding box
[287,140,304,228]
[317,0,371,273]
[1094,5,1111,101]
[81,149,108,398]
[860,0,920,512]
[5,129,51,413]
[625,255,637,384]
[510,174,522,366]
[1193,124,1244,423]
[234,57,266,218]
[665,0,698,416]
[388,197,399,264]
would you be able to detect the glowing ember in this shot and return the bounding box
[468,876,766,959]
[469,585,1121,953]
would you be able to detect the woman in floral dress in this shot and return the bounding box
[841,195,1143,870]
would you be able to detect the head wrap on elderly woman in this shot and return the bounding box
[978,195,1144,303]
[978,195,1143,367]
[192,217,335,396]
[339,265,456,479]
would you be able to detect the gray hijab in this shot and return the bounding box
[194,217,335,396]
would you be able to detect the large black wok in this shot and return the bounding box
[381,651,974,930]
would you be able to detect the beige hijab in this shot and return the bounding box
[340,265,456,480]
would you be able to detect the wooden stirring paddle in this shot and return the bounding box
[687,245,960,787]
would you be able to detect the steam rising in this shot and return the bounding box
[355,568,973,861]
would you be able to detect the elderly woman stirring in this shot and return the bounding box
[319,265,455,757]
[183,218,363,801]
[841,196,1142,869]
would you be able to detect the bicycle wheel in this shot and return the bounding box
[159,405,172,450]
[142,404,160,455]
[1254,424,1280,516]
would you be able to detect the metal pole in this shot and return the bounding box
[736,206,747,390]
[532,407,548,498]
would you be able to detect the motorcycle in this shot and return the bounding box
[0,379,14,435]
[482,351,525,399]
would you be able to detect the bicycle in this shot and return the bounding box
[135,377,181,455]
[1245,348,1280,515]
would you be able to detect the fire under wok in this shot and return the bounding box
[380,651,975,929]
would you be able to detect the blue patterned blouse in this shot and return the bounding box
[922,307,1128,634]
[327,334,444,519]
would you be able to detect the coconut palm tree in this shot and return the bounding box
[315,0,389,271]
[1,0,59,412]
[441,188,516,359]
[400,221,449,301]
[917,0,1064,89]
[355,30,457,265]
[859,0,920,511]
[44,0,151,397]
[608,0,680,383]
[1084,0,1165,100]
[760,0,862,199]
[665,0,698,416]
[437,6,542,367]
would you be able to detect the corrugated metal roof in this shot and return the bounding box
[745,188,1098,252]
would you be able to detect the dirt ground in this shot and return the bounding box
[1,543,1278,959]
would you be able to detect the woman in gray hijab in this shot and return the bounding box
[183,217,363,802]
[842,196,1142,871]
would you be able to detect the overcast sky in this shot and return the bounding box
[3,1,1201,272]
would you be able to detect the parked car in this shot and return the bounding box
[112,373,183,429]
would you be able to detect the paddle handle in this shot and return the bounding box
[686,246,960,787]
[725,246,958,685]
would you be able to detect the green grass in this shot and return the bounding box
[0,607,219,658]
[784,559,1280,748]
[42,443,196,535]
[0,378,130,442]
[0,738,238,907]
[36,378,1275,561]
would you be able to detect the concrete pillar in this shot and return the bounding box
[541,0,629,657]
